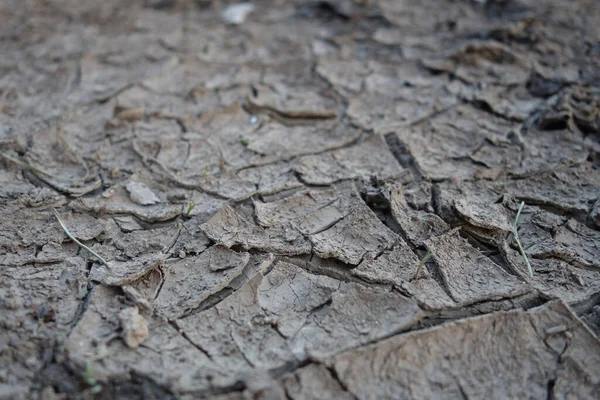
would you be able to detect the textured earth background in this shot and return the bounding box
[1,0,600,399]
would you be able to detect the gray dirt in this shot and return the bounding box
[0,0,599,399]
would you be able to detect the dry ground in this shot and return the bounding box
[1,0,599,399]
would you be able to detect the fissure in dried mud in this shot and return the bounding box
[1,0,599,399]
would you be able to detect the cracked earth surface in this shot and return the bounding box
[1,0,599,399]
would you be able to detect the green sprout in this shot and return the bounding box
[239,136,249,146]
[414,250,433,280]
[513,201,533,277]
[84,361,103,394]
[185,202,196,217]
[84,362,96,386]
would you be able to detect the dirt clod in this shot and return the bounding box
[119,307,149,349]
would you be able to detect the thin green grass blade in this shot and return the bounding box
[513,201,533,277]
[53,209,108,266]
[415,250,433,280]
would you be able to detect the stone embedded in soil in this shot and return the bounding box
[297,134,406,185]
[425,229,529,305]
[153,246,251,319]
[329,300,600,399]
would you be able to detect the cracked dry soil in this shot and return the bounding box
[1,0,599,399]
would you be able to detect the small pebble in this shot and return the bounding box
[564,331,573,340]
[119,307,149,349]
[179,250,186,259]
[222,3,255,25]
[90,385,102,394]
